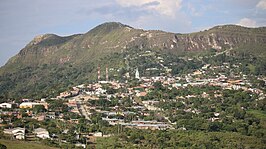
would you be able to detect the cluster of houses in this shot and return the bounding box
[58,61,265,130]
[3,127,25,140]
[0,98,52,140]
[3,127,49,140]
[0,60,265,144]
[0,99,48,110]
[54,80,175,130]
[0,99,50,122]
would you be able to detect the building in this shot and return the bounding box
[102,118,124,125]
[142,100,160,111]
[91,132,103,137]
[19,102,48,109]
[46,112,56,119]
[0,103,13,109]
[135,68,140,79]
[3,127,25,140]
[136,91,147,97]
[75,143,86,148]
[125,121,171,130]
[34,128,50,139]
[57,91,71,98]
[32,114,46,121]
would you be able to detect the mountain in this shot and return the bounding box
[0,22,266,99]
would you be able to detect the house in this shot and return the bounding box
[57,91,71,98]
[0,103,13,109]
[142,100,161,111]
[46,112,56,119]
[19,102,48,109]
[193,70,202,76]
[32,114,46,121]
[68,99,77,106]
[102,118,124,125]
[91,132,103,137]
[34,128,50,139]
[177,126,187,131]
[202,64,211,70]
[136,92,147,97]
[3,127,25,140]
[70,90,80,96]
[75,143,86,148]
[227,79,242,84]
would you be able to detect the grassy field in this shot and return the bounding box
[0,139,57,149]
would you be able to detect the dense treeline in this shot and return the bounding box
[96,129,265,149]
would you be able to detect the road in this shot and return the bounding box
[73,95,91,120]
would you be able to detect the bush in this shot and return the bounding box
[0,144,7,149]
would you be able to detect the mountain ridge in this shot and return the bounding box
[5,22,265,68]
[0,22,265,99]
[2,22,266,74]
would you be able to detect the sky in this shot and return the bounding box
[0,0,266,66]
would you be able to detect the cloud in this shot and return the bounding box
[257,0,266,9]
[131,12,191,33]
[115,0,155,7]
[238,18,257,27]
[187,3,202,17]
[116,0,182,18]
[113,0,192,33]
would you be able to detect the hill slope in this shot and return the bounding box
[0,22,266,99]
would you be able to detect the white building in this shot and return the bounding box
[135,68,140,79]
[3,127,25,140]
[92,132,103,137]
[75,143,86,148]
[34,128,50,139]
[0,103,12,109]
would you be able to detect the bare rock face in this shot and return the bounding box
[169,25,266,52]
[30,35,47,45]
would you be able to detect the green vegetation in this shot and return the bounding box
[0,22,265,148]
[96,130,265,149]
[0,63,95,100]
[0,139,57,149]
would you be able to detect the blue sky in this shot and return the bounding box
[0,0,266,66]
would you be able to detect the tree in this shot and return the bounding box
[33,105,46,114]
[153,82,164,91]
[208,122,222,132]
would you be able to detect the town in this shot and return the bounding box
[0,53,265,148]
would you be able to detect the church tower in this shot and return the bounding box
[135,68,140,79]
